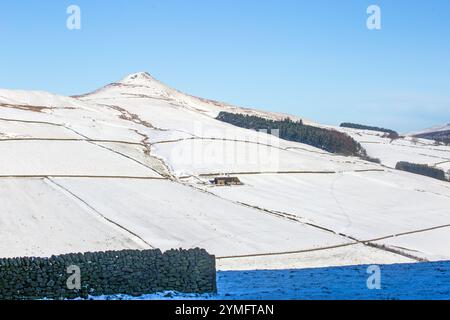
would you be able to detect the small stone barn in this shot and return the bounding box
[212,177,242,186]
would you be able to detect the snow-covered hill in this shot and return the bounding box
[335,126,450,173]
[408,123,450,136]
[404,124,450,149]
[0,72,449,270]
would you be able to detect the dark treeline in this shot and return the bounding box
[395,161,447,181]
[442,137,450,145]
[340,122,399,138]
[216,112,369,158]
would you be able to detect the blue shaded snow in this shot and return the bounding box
[216,261,450,300]
[93,261,450,300]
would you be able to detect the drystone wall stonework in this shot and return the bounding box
[0,248,216,300]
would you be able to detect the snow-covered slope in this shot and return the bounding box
[335,126,450,173]
[77,72,300,121]
[0,72,449,270]
[408,123,450,136]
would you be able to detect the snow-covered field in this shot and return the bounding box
[200,171,450,262]
[337,126,450,172]
[0,72,449,277]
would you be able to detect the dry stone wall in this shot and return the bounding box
[0,248,216,300]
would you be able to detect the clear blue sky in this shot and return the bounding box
[1,0,449,132]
